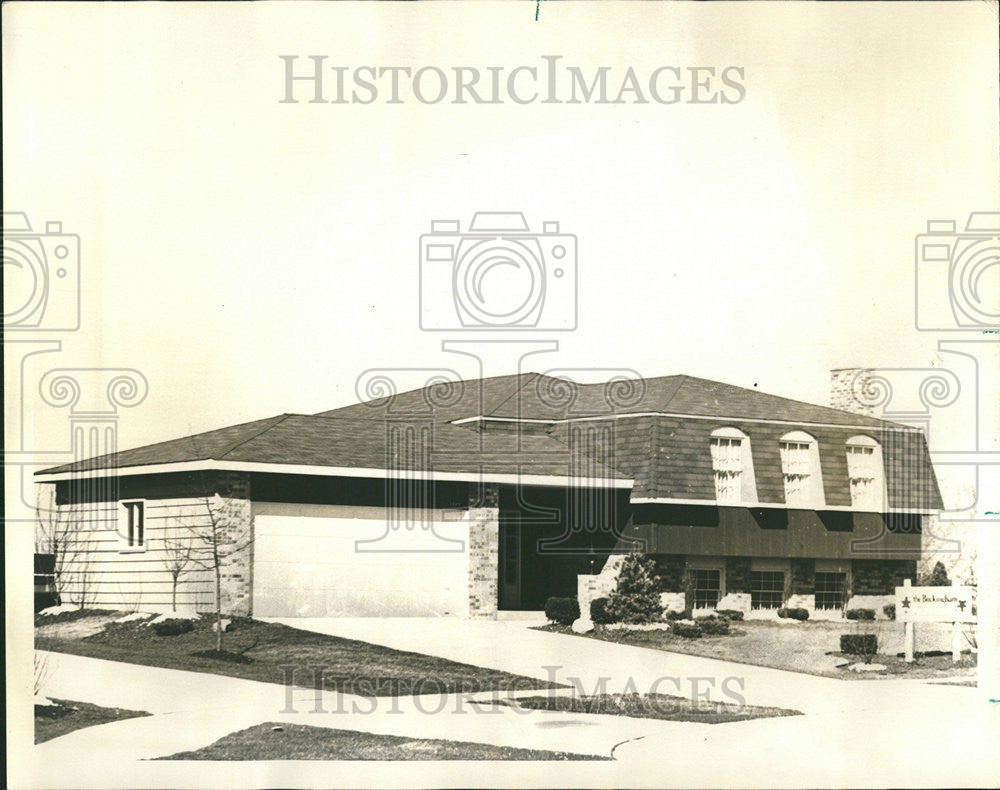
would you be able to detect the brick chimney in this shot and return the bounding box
[829,368,881,418]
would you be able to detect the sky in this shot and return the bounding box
[4,2,998,515]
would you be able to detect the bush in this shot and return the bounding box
[590,597,615,625]
[786,608,809,621]
[544,597,580,626]
[665,608,693,621]
[715,609,744,621]
[777,608,789,618]
[840,633,878,662]
[671,622,702,639]
[920,561,950,587]
[883,603,896,620]
[846,608,875,621]
[698,618,731,636]
[153,619,195,637]
[605,554,664,624]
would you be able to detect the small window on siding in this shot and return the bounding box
[709,427,758,505]
[846,435,885,511]
[119,500,146,552]
[779,431,825,508]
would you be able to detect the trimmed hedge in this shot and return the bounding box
[590,597,614,625]
[153,619,195,637]
[665,608,693,621]
[715,609,744,621]
[544,597,580,626]
[882,603,896,620]
[671,622,702,639]
[846,608,876,621]
[840,633,878,656]
[783,608,809,621]
[698,618,731,636]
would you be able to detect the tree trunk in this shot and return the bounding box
[215,562,223,652]
[172,574,178,612]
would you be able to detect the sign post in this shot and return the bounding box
[903,579,914,663]
[896,579,975,664]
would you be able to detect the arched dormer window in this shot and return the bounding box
[846,435,885,511]
[779,431,825,507]
[709,427,758,505]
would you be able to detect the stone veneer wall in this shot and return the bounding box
[725,557,752,593]
[467,483,500,618]
[851,559,916,596]
[790,559,815,596]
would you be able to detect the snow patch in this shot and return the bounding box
[36,604,84,617]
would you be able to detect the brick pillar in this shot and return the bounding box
[467,482,499,618]
[215,471,253,617]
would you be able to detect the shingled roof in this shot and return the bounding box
[320,372,896,428]
[37,372,942,510]
[36,412,628,483]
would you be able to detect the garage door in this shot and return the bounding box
[252,502,470,617]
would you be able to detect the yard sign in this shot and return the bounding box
[894,579,975,662]
[894,585,975,623]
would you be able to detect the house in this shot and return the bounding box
[34,372,942,619]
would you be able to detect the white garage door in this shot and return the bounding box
[252,502,470,617]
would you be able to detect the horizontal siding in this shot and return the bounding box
[43,496,235,611]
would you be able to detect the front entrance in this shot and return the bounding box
[498,514,521,609]
[496,486,630,611]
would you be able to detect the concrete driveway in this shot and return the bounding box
[23,618,1000,787]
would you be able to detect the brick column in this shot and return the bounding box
[467,483,499,619]
[215,471,253,617]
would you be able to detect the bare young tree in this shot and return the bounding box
[35,487,95,610]
[161,516,198,613]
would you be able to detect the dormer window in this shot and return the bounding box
[846,435,885,511]
[709,427,758,505]
[779,431,825,507]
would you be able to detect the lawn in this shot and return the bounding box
[498,692,800,723]
[36,612,562,696]
[35,698,150,744]
[158,722,607,760]
[537,620,978,679]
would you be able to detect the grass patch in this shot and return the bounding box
[835,650,977,678]
[158,722,607,761]
[501,693,800,723]
[35,698,150,744]
[37,615,561,696]
[536,621,977,680]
